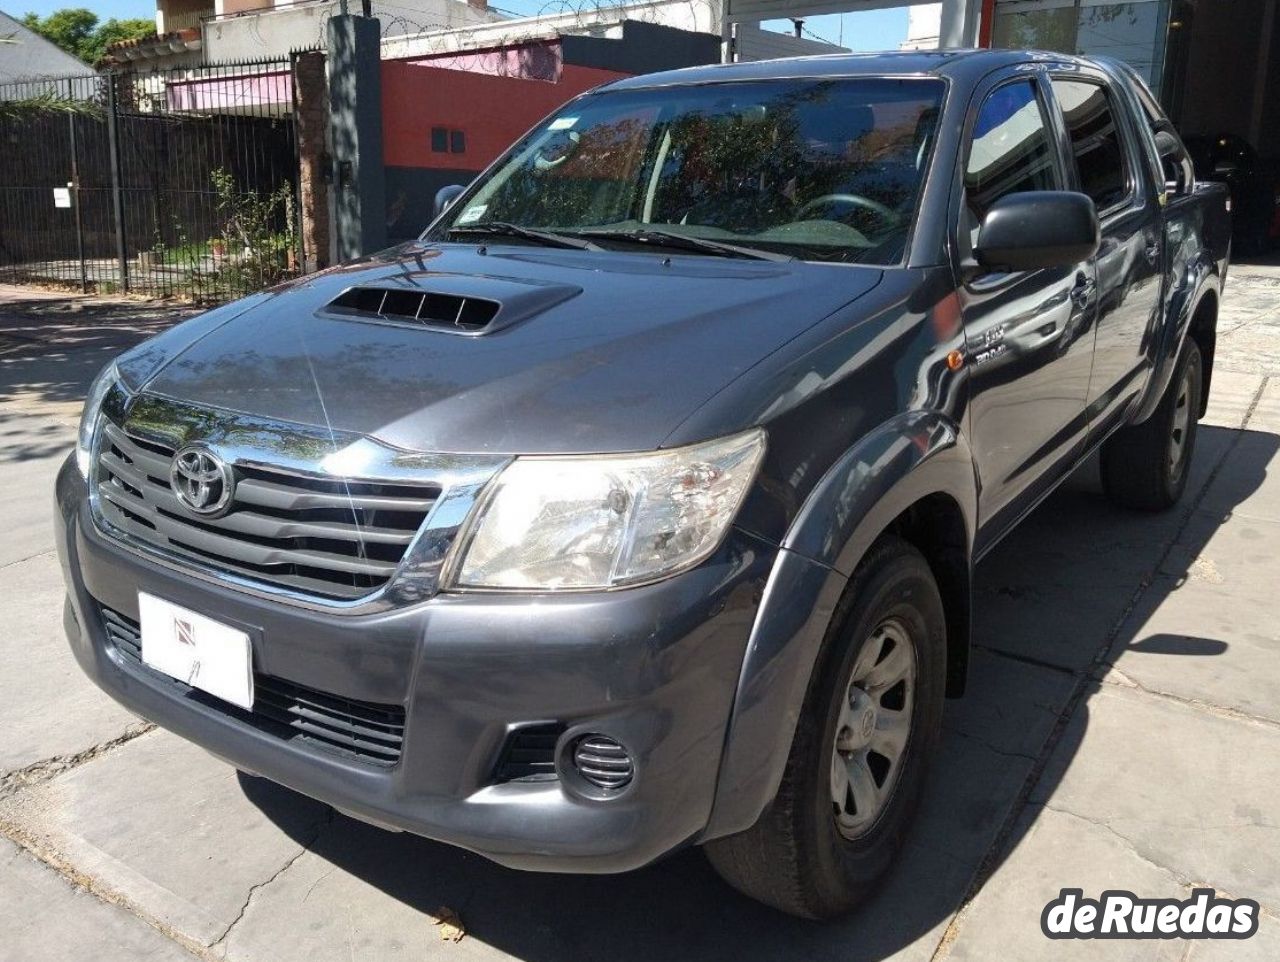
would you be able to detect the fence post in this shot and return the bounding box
[294,51,331,272]
[105,73,130,294]
[327,14,386,260]
[66,80,88,293]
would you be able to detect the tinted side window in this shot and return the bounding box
[1052,80,1131,210]
[965,80,1059,223]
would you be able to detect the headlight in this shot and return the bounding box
[76,362,123,478]
[451,429,766,590]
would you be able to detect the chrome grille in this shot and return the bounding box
[93,419,441,601]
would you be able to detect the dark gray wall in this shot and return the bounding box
[561,21,720,75]
[329,14,388,259]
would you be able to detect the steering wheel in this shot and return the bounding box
[796,193,903,231]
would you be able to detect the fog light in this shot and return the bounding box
[572,734,634,791]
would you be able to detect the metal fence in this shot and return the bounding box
[0,59,305,303]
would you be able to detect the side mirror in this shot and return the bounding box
[434,184,465,218]
[1154,128,1182,162]
[974,191,1099,273]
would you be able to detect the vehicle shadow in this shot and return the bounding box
[242,422,1277,961]
[0,297,196,466]
[0,297,194,408]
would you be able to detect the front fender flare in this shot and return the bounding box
[703,413,977,840]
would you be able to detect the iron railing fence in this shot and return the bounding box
[0,57,307,303]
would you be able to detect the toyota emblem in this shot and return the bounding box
[170,445,234,516]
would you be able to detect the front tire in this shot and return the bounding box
[704,536,946,919]
[1101,339,1202,511]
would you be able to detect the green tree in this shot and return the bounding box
[87,17,157,61]
[20,8,155,65]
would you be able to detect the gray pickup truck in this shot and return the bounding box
[57,49,1230,918]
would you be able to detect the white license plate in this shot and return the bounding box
[139,593,254,710]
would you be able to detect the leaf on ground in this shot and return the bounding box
[432,905,466,943]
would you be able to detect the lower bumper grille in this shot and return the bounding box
[100,604,406,766]
[495,723,565,782]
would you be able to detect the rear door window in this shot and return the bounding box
[1050,79,1132,212]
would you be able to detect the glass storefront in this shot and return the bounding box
[992,0,1172,94]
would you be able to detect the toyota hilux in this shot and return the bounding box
[57,49,1230,918]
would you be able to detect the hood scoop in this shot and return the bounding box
[328,286,500,331]
[323,273,582,335]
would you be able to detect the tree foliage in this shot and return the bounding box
[20,8,155,65]
[0,89,103,121]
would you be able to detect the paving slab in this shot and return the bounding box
[0,836,197,962]
[943,646,1074,757]
[0,730,331,948]
[972,392,1256,674]
[1200,370,1268,428]
[1187,916,1280,961]
[1246,376,1280,432]
[1217,319,1280,378]
[1103,575,1280,726]
[972,473,1188,673]
[944,805,1188,962]
[222,719,1043,962]
[0,413,75,566]
[0,670,1067,962]
[1030,683,1280,915]
[0,552,139,776]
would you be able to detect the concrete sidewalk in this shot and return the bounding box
[0,272,1277,962]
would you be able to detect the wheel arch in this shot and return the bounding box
[703,413,977,840]
[1186,287,1218,418]
[1134,261,1221,424]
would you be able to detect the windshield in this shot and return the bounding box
[429,77,945,265]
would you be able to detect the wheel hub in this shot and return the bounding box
[1168,364,1194,480]
[830,619,916,840]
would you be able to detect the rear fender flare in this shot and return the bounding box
[1133,256,1219,424]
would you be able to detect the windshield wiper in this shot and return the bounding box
[575,227,795,262]
[447,222,603,251]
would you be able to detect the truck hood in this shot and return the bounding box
[133,242,884,454]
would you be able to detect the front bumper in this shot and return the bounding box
[55,455,777,873]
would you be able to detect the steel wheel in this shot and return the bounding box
[830,618,916,840]
[1168,362,1194,483]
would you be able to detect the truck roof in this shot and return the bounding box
[601,48,1105,92]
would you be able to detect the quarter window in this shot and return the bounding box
[1051,80,1131,211]
[965,80,1059,226]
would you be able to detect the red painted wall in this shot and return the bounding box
[381,49,630,173]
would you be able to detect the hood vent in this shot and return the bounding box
[328,286,500,332]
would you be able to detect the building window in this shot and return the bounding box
[431,127,467,154]
[992,0,1171,94]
